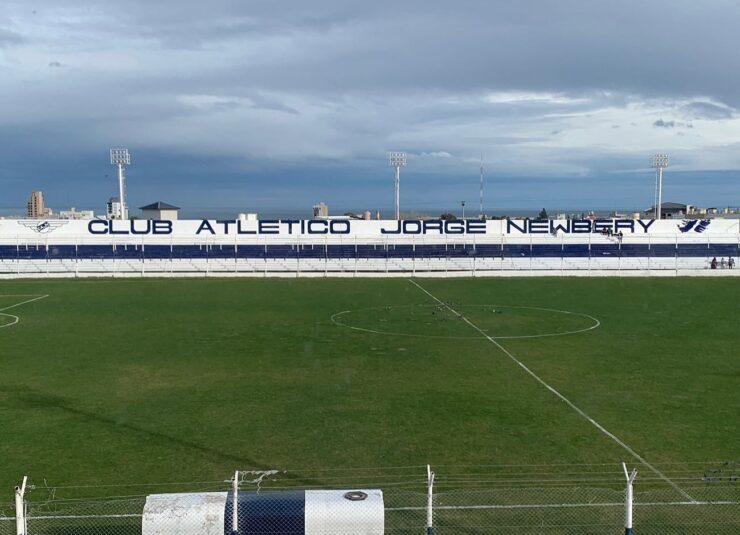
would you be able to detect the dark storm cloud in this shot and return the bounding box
[1,0,739,209]
[11,0,740,100]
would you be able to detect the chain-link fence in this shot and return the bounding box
[7,466,740,534]
[0,502,16,535]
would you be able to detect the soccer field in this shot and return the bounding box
[0,277,738,500]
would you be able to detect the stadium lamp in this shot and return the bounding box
[389,152,407,220]
[649,154,669,220]
[110,149,130,220]
[479,153,484,219]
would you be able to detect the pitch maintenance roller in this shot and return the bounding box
[142,489,384,535]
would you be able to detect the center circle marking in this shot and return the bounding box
[331,304,600,340]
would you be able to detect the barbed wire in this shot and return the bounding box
[16,462,737,504]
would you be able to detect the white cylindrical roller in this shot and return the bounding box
[305,490,384,535]
[143,492,227,535]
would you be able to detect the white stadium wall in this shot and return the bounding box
[0,218,738,278]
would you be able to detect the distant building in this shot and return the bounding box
[139,201,180,220]
[107,197,123,219]
[59,208,95,220]
[313,202,329,218]
[238,213,258,221]
[644,202,691,218]
[27,191,52,218]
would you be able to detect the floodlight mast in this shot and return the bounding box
[110,149,130,220]
[479,153,484,219]
[389,152,406,220]
[650,154,669,220]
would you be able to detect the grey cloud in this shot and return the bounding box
[3,0,740,188]
[10,0,740,104]
[48,61,64,68]
[248,94,300,115]
[0,27,23,47]
[653,119,675,128]
[682,101,735,120]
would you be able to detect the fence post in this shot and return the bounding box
[622,462,637,535]
[426,464,435,535]
[232,470,239,533]
[14,476,27,535]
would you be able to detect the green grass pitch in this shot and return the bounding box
[0,277,737,499]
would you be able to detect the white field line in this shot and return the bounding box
[21,514,143,520]
[0,313,20,329]
[0,294,49,329]
[388,500,740,511]
[0,294,49,312]
[0,502,734,519]
[407,279,696,503]
[0,294,49,297]
[331,304,600,340]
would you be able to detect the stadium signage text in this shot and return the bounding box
[86,219,489,235]
[88,220,174,235]
[506,219,656,234]
[380,220,486,234]
[83,218,659,236]
[196,219,351,235]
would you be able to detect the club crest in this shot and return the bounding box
[17,220,69,234]
[677,219,711,233]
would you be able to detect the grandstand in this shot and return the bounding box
[0,218,738,277]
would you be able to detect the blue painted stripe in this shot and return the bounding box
[0,242,738,260]
[224,491,305,535]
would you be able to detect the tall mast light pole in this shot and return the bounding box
[389,152,406,220]
[650,154,669,220]
[110,149,131,220]
[479,153,484,219]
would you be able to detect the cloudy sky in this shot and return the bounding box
[1,0,739,216]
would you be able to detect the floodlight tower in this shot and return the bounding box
[479,153,484,219]
[461,200,466,220]
[389,151,406,220]
[110,148,130,220]
[650,153,669,219]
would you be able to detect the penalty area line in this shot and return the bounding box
[0,294,50,312]
[407,279,695,502]
[0,295,49,329]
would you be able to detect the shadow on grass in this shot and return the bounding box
[0,385,324,487]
